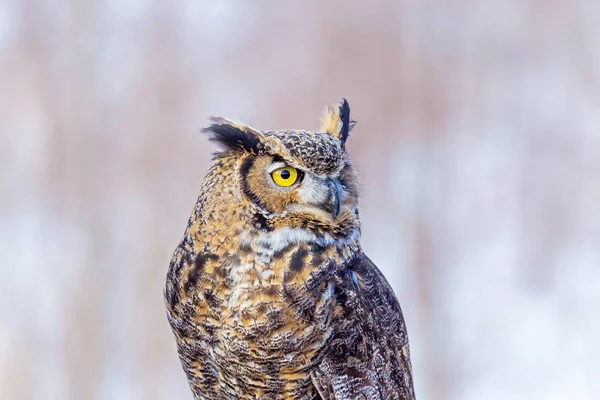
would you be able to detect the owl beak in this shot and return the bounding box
[325,179,342,219]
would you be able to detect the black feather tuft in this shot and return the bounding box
[338,98,351,146]
[202,118,263,154]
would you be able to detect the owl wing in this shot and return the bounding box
[311,252,415,400]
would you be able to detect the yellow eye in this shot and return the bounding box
[271,167,298,187]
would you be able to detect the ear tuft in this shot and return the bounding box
[202,117,264,154]
[319,98,355,146]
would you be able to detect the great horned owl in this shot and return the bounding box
[165,99,415,399]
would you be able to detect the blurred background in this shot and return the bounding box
[1,1,599,399]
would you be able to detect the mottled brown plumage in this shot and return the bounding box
[165,99,415,399]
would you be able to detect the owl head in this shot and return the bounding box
[202,99,360,243]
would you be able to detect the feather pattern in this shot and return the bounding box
[311,253,415,399]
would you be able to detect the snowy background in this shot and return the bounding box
[1,1,599,399]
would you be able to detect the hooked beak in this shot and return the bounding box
[324,179,342,219]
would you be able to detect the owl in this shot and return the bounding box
[165,99,415,399]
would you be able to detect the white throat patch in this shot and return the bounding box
[240,226,360,254]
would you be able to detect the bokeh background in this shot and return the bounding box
[1,1,599,399]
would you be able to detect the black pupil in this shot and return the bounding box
[280,169,291,180]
